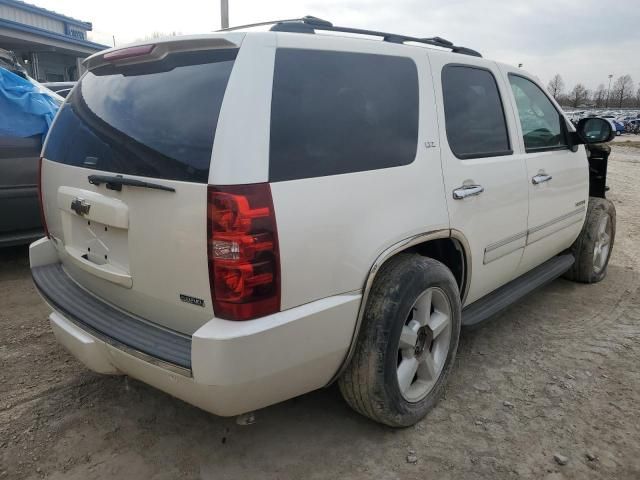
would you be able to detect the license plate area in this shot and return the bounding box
[57,186,132,287]
[69,216,130,271]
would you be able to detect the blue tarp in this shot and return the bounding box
[0,67,60,138]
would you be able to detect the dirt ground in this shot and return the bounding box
[1,144,639,480]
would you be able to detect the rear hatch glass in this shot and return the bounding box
[44,48,237,183]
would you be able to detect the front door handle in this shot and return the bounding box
[453,184,484,200]
[532,173,553,185]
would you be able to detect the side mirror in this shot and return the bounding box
[575,118,615,144]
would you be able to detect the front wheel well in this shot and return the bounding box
[586,144,610,198]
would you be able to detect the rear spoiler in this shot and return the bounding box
[83,33,244,71]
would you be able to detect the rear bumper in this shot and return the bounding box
[30,237,361,416]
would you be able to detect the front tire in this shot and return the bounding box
[338,254,461,427]
[564,197,616,283]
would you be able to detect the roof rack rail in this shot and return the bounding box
[216,18,304,32]
[270,16,482,57]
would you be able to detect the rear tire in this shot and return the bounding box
[338,254,461,427]
[564,197,616,283]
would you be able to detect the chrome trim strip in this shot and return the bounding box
[483,243,525,265]
[527,206,585,236]
[485,231,527,253]
[483,231,527,264]
[527,215,584,246]
[483,206,586,265]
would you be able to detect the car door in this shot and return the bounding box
[0,135,42,239]
[429,53,529,306]
[500,68,589,275]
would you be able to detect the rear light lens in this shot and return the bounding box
[37,157,49,238]
[207,184,280,320]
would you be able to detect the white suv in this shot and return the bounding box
[30,17,615,427]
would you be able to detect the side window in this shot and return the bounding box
[508,74,567,152]
[441,65,511,159]
[269,49,419,182]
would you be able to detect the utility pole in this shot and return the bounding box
[605,74,613,109]
[221,0,229,29]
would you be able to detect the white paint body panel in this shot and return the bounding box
[271,35,448,307]
[209,33,275,185]
[41,159,213,334]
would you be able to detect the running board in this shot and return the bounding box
[462,254,575,327]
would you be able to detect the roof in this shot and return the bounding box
[0,0,92,29]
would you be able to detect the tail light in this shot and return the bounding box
[37,157,49,238]
[207,184,280,320]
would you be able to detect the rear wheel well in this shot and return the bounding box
[404,238,467,299]
[327,235,468,386]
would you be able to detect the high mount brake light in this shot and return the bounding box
[207,184,280,320]
[103,44,155,61]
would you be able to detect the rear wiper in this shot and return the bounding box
[88,174,175,192]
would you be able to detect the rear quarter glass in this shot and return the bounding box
[43,49,237,183]
[269,49,419,182]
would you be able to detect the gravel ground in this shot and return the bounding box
[1,144,639,480]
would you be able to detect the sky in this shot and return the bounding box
[36,0,639,93]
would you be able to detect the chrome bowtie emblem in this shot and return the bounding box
[70,197,91,216]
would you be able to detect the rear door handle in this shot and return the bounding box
[453,184,484,200]
[532,173,553,185]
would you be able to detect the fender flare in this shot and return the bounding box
[326,228,472,385]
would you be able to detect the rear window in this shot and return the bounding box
[269,49,419,182]
[442,65,511,159]
[43,49,237,183]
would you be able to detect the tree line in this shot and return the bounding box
[547,74,639,109]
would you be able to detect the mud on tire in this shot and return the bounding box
[564,197,616,283]
[338,254,461,427]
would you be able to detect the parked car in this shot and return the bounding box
[606,119,625,136]
[1,50,61,247]
[42,81,76,98]
[30,17,616,427]
[626,119,640,134]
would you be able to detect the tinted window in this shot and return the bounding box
[43,49,237,183]
[269,49,418,182]
[442,65,511,159]
[508,74,567,151]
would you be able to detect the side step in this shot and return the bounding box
[462,254,575,327]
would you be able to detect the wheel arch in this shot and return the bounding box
[327,229,471,385]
